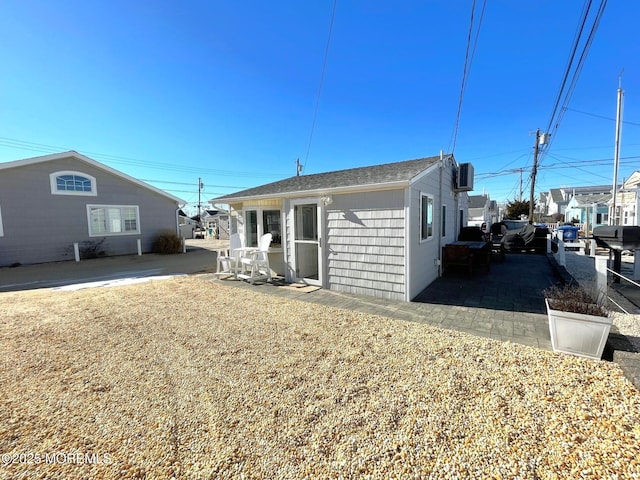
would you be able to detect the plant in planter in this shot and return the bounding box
[543,284,612,360]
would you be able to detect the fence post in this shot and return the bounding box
[546,234,552,254]
[557,238,566,266]
[590,239,597,257]
[137,238,142,256]
[595,256,607,298]
[73,242,80,262]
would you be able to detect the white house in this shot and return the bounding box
[467,194,498,227]
[212,154,473,301]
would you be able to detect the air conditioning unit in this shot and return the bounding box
[455,163,474,192]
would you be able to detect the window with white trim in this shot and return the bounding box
[87,205,140,236]
[244,208,282,248]
[50,171,97,196]
[420,194,434,241]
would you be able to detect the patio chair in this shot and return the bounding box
[238,233,272,284]
[214,233,244,279]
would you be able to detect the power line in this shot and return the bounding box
[544,0,593,136]
[564,107,640,126]
[540,0,608,160]
[448,0,487,154]
[303,0,337,173]
[139,179,249,189]
[0,136,289,178]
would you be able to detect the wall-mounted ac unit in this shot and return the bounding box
[455,163,474,192]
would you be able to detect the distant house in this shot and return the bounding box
[467,194,498,227]
[564,193,611,232]
[544,185,613,219]
[201,209,230,240]
[546,188,571,216]
[611,171,640,226]
[212,155,474,301]
[0,151,184,266]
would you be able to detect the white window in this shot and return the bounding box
[420,194,434,241]
[87,205,140,236]
[0,205,3,237]
[50,171,97,196]
[244,208,282,248]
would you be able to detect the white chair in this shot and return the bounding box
[238,233,272,284]
[214,233,244,279]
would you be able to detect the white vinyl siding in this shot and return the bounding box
[50,171,97,196]
[87,205,140,236]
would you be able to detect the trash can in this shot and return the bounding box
[557,225,580,242]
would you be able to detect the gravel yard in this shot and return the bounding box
[1,276,639,479]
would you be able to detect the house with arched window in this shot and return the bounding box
[0,151,184,267]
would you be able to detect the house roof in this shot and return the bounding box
[623,171,640,189]
[569,193,612,207]
[467,195,488,209]
[549,188,567,203]
[212,156,445,203]
[0,151,185,204]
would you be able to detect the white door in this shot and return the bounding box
[291,200,322,286]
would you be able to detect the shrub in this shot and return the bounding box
[543,284,608,317]
[152,230,183,254]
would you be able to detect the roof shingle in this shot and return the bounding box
[212,156,444,202]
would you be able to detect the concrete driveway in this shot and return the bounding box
[0,239,225,292]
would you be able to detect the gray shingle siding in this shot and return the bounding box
[0,155,180,266]
[326,190,405,300]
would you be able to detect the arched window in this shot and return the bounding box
[50,171,97,196]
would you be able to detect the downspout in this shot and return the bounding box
[437,150,444,277]
[176,206,184,253]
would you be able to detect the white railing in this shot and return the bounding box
[547,235,595,266]
[549,236,640,314]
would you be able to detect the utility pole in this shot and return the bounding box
[197,177,204,226]
[296,158,303,176]
[529,130,540,222]
[528,130,549,222]
[519,168,523,202]
[611,77,624,225]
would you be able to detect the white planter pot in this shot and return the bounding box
[545,299,612,360]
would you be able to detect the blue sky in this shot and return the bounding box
[1,1,638,214]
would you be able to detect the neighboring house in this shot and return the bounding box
[201,209,230,239]
[544,185,613,217]
[178,210,197,239]
[546,188,571,216]
[467,194,498,227]
[564,193,611,232]
[178,209,195,225]
[0,151,184,266]
[212,155,474,301]
[610,171,640,226]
